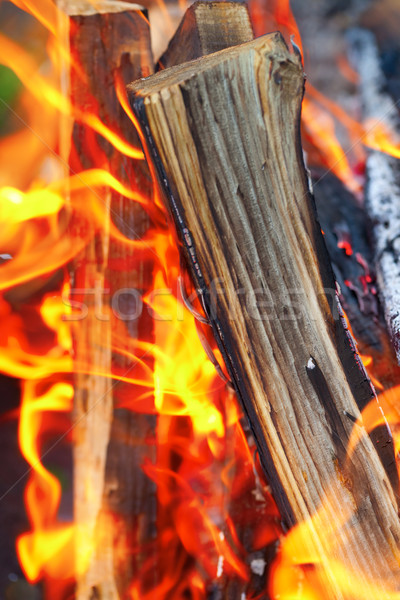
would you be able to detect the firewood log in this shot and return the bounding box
[158,0,253,70]
[64,2,155,598]
[348,28,400,365]
[129,34,400,597]
[157,4,272,597]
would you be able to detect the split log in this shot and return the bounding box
[158,0,253,70]
[158,4,271,597]
[348,28,400,364]
[129,34,400,597]
[65,2,156,598]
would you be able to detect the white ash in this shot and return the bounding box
[367,153,400,362]
[366,152,400,255]
[307,357,316,370]
[250,558,266,576]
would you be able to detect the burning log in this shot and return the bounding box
[129,34,400,595]
[158,3,274,596]
[348,28,400,365]
[65,2,155,598]
[158,0,253,70]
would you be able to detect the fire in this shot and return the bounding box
[270,489,400,600]
[302,84,400,192]
[364,119,400,160]
[2,0,400,599]
[301,96,363,195]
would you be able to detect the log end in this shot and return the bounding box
[158,0,254,70]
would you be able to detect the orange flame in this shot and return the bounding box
[302,96,363,194]
[303,83,400,190]
[0,33,144,160]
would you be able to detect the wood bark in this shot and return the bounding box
[66,3,156,598]
[158,0,253,70]
[348,28,400,365]
[129,34,400,597]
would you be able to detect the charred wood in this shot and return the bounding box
[313,171,400,492]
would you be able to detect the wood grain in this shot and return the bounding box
[158,0,253,70]
[156,5,270,597]
[129,34,400,597]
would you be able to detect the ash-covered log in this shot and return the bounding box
[348,28,400,365]
[129,34,400,597]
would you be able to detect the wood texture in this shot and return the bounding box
[129,34,400,597]
[158,0,253,70]
[348,28,400,365]
[67,3,155,598]
[157,7,272,598]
